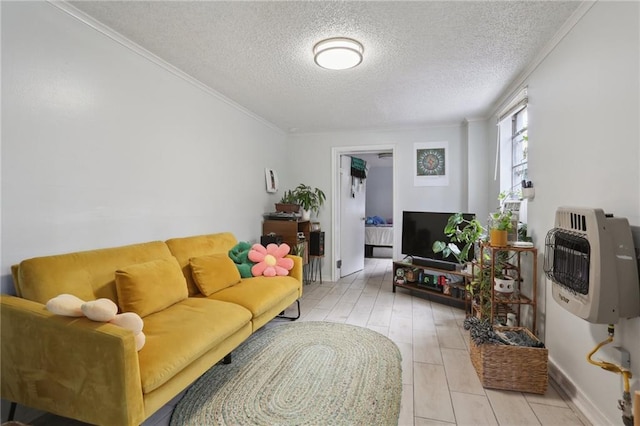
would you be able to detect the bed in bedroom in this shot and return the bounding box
[365,223,393,257]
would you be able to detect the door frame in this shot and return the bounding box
[331,144,396,282]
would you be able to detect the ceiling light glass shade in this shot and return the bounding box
[313,38,364,70]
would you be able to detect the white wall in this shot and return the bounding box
[466,120,492,221]
[489,2,640,423]
[288,124,489,276]
[1,2,288,294]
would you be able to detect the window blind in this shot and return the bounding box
[497,87,528,124]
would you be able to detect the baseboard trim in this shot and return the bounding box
[548,357,610,426]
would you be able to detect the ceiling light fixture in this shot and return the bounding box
[313,37,364,70]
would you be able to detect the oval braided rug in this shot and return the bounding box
[170,321,402,425]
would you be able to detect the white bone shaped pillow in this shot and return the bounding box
[46,294,145,351]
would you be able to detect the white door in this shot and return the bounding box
[339,155,365,277]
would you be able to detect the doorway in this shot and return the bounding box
[331,145,396,282]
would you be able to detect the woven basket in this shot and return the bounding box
[469,327,548,394]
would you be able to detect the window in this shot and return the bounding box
[497,88,528,223]
[511,107,528,191]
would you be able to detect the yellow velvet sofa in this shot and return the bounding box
[1,232,303,426]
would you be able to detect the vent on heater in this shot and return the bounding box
[556,210,590,232]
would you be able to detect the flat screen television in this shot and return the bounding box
[401,211,476,263]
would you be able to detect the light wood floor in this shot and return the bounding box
[7,257,591,426]
[281,256,592,426]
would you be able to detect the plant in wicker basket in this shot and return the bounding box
[463,316,548,394]
[463,317,544,348]
[275,190,300,213]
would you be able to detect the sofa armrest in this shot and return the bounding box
[0,295,145,426]
[286,254,303,289]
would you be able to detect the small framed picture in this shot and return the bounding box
[414,141,449,186]
[265,168,278,193]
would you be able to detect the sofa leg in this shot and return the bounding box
[277,299,300,321]
[7,401,16,421]
[223,354,232,364]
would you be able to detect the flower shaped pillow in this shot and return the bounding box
[248,243,294,277]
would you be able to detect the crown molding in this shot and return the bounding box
[464,117,490,124]
[291,120,465,136]
[47,1,285,135]
[489,1,596,119]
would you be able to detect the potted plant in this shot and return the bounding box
[469,277,492,318]
[494,273,515,295]
[498,190,521,204]
[275,190,300,213]
[432,213,485,266]
[470,249,513,318]
[518,223,532,242]
[432,213,488,317]
[488,210,513,247]
[292,184,326,221]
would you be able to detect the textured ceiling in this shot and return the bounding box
[69,1,582,133]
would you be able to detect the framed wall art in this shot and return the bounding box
[413,141,449,186]
[265,168,279,193]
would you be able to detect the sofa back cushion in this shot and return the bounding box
[165,232,238,296]
[190,254,241,296]
[115,257,188,317]
[13,241,173,305]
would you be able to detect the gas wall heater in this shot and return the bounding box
[543,207,640,324]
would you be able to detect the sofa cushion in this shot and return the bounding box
[13,241,173,304]
[166,233,239,296]
[207,276,300,318]
[190,254,241,296]
[115,257,188,317]
[138,297,251,393]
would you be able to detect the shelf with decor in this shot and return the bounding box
[262,219,310,247]
[472,243,538,333]
[392,260,472,310]
[262,218,310,267]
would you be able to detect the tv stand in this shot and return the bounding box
[410,256,458,271]
[392,260,471,310]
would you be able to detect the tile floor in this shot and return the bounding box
[281,256,591,426]
[8,257,591,426]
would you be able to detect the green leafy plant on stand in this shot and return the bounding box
[275,189,301,214]
[292,241,306,258]
[518,223,532,242]
[498,190,522,205]
[292,184,326,216]
[432,213,485,265]
[487,209,513,247]
[279,190,297,204]
[489,209,514,232]
[470,249,513,319]
[432,213,491,319]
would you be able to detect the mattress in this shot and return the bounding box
[365,225,393,247]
